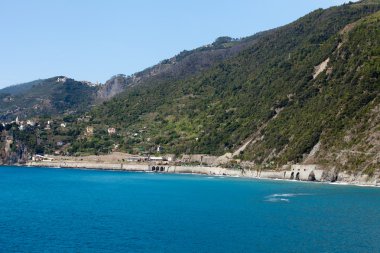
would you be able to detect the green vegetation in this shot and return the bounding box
[0,77,97,121]
[1,1,379,175]
[81,2,380,167]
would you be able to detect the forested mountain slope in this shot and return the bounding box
[75,1,380,172]
[96,34,272,101]
[1,32,271,118]
[1,1,379,175]
[0,77,98,120]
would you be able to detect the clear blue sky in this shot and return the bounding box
[0,0,352,87]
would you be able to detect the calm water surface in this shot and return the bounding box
[0,166,380,253]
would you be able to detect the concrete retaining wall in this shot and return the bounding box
[27,161,379,185]
[284,164,324,181]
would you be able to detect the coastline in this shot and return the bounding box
[7,160,378,188]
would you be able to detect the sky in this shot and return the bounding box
[0,0,353,88]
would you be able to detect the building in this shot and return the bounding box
[150,156,163,162]
[108,128,116,135]
[86,126,94,136]
[56,77,67,83]
[26,120,36,126]
[181,155,191,163]
[32,154,54,162]
[180,154,217,165]
[126,156,149,162]
[164,154,176,162]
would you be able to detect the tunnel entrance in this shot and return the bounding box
[295,172,300,180]
[308,171,316,181]
[290,172,294,180]
[151,166,166,172]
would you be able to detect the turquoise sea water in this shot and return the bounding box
[0,166,380,252]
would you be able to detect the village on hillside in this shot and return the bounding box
[0,116,225,167]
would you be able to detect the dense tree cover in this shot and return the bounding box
[76,2,380,166]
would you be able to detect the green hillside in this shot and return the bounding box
[68,1,380,173]
[1,1,379,174]
[96,34,271,101]
[0,77,98,120]
[0,79,43,95]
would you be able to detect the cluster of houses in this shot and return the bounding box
[85,126,149,137]
[3,117,118,137]
[3,117,221,167]
[85,126,117,136]
[0,117,37,131]
[0,117,66,131]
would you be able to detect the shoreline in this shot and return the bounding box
[3,160,379,188]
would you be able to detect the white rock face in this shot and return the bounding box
[313,58,330,79]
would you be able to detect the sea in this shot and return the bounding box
[0,166,379,253]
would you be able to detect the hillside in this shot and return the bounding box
[0,79,44,95]
[1,1,379,175]
[96,34,272,101]
[76,1,380,172]
[0,77,98,120]
[0,33,271,119]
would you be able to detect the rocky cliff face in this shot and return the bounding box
[0,134,30,165]
[97,75,130,101]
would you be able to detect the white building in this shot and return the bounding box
[108,128,116,135]
[150,156,163,161]
[26,120,36,126]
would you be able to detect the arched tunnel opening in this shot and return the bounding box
[290,172,294,180]
[308,171,316,181]
[295,172,300,180]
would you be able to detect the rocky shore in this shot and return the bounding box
[24,160,380,187]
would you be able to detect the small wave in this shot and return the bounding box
[267,193,311,198]
[265,197,289,203]
[265,193,311,203]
